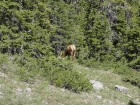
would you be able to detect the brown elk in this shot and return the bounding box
[59,44,76,61]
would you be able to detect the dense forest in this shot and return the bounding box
[0,0,139,69]
[0,0,140,89]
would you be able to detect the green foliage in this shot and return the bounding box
[78,57,140,88]
[0,0,140,89]
[78,58,99,68]
[122,71,140,88]
[0,0,139,69]
[14,56,40,83]
[0,0,53,58]
[13,55,92,92]
[0,54,9,73]
[44,59,92,93]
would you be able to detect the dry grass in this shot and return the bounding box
[0,61,140,105]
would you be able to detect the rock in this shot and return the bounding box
[60,88,65,92]
[105,87,110,90]
[16,87,23,92]
[25,87,32,93]
[135,99,140,104]
[96,95,102,100]
[0,92,4,98]
[114,85,128,93]
[109,100,113,104]
[0,72,8,78]
[15,87,23,95]
[90,80,103,90]
[84,99,88,104]
[127,94,132,98]
[42,100,48,104]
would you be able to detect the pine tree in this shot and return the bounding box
[0,0,53,58]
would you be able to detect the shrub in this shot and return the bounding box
[44,59,93,93]
[78,57,140,88]
[77,58,100,68]
[15,56,41,83]
[14,56,92,92]
[122,71,140,88]
[0,54,9,73]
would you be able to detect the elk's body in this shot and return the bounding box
[61,44,76,61]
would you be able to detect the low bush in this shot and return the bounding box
[122,71,140,88]
[13,55,92,92]
[14,56,41,83]
[44,59,93,93]
[78,58,140,88]
[77,58,100,68]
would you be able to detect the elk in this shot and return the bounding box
[59,44,76,61]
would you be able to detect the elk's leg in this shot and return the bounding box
[68,55,70,60]
[72,51,75,61]
[70,51,73,61]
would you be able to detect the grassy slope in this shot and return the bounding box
[0,61,140,105]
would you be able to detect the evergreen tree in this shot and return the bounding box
[0,0,53,58]
[48,0,81,54]
[0,0,139,69]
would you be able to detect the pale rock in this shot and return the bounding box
[135,99,140,104]
[109,100,113,104]
[60,88,65,92]
[42,100,48,104]
[25,87,32,93]
[105,87,110,90]
[114,85,128,93]
[17,87,23,92]
[0,95,4,98]
[84,99,88,104]
[96,95,102,100]
[127,94,133,98]
[15,87,23,95]
[90,80,103,90]
[0,92,4,98]
[0,72,8,78]
[0,92,3,95]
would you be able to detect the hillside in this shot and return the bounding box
[0,0,140,104]
[0,59,140,105]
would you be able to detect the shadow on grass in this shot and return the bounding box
[128,100,138,105]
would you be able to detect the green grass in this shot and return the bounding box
[0,59,140,105]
